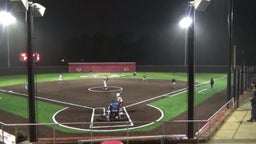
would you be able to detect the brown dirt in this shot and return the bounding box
[0,78,229,140]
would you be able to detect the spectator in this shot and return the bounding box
[250,82,254,89]
[16,131,31,144]
[248,91,256,122]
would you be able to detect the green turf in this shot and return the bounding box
[0,72,195,87]
[133,73,227,132]
[0,72,227,133]
[0,75,27,86]
[0,93,65,123]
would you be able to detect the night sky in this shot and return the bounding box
[0,0,255,67]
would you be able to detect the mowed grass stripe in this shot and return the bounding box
[0,93,65,123]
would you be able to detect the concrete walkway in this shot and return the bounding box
[208,95,256,144]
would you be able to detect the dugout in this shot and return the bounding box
[68,62,136,73]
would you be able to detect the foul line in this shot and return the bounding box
[198,88,207,93]
[125,88,188,108]
[125,76,226,108]
[0,89,93,109]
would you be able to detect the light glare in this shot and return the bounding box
[0,11,16,26]
[179,17,192,29]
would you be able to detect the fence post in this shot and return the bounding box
[52,126,55,144]
[90,124,93,144]
[1,124,4,144]
[126,121,129,144]
[196,121,198,143]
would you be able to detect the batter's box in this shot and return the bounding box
[90,107,134,129]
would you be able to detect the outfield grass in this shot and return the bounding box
[0,72,225,86]
[0,72,226,133]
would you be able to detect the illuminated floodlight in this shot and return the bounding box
[0,11,16,26]
[31,3,46,17]
[193,0,210,11]
[179,16,192,29]
[10,0,46,17]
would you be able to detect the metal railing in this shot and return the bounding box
[0,99,234,144]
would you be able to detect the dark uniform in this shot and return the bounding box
[210,78,214,89]
[107,100,120,120]
[248,92,256,122]
[171,78,176,88]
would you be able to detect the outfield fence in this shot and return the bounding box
[0,65,239,75]
[0,99,235,144]
[0,65,254,75]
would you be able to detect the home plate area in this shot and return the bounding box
[90,107,134,129]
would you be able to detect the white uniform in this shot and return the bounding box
[58,75,63,84]
[117,96,123,103]
[143,75,147,82]
[116,93,123,108]
[25,83,28,92]
[103,79,107,90]
[171,78,176,88]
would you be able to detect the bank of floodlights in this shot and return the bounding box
[10,0,45,17]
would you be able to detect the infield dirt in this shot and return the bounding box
[0,78,228,138]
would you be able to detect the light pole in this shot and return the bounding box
[227,0,234,103]
[181,0,210,138]
[179,16,192,66]
[187,4,195,138]
[0,11,16,68]
[26,1,45,142]
[8,0,45,142]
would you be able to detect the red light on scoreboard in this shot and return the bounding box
[19,52,41,62]
[19,52,28,62]
[33,53,40,62]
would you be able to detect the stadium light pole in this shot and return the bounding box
[26,1,45,142]
[27,2,37,142]
[184,0,210,139]
[179,16,192,66]
[227,0,233,104]
[0,11,16,68]
[9,0,45,142]
[187,3,195,139]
